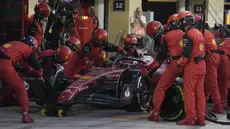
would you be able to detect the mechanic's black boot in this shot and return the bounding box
[226,89,230,110]
[22,112,34,123]
[227,112,230,120]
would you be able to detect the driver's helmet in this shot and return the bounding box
[56,45,72,63]
[21,36,39,52]
[93,29,108,43]
[66,37,81,51]
[34,2,51,19]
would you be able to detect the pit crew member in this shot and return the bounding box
[194,15,223,114]
[39,45,72,76]
[64,29,126,77]
[28,2,51,47]
[146,15,184,122]
[0,36,42,123]
[176,11,206,126]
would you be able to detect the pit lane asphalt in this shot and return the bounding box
[0,103,230,129]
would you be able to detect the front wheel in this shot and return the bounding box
[123,76,152,112]
[160,83,185,121]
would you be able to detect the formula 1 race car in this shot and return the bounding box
[26,56,153,115]
[0,49,185,121]
[25,49,185,121]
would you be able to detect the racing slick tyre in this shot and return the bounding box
[41,108,48,116]
[41,106,70,117]
[160,83,185,121]
[123,76,152,112]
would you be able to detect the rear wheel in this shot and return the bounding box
[160,83,185,121]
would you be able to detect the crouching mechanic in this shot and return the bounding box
[64,29,126,77]
[146,15,184,121]
[39,45,72,76]
[194,15,223,113]
[176,11,206,126]
[0,36,43,123]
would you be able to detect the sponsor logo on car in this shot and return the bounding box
[80,75,92,80]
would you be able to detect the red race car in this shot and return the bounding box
[0,49,185,122]
[27,49,185,121]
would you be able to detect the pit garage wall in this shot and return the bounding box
[28,0,142,45]
[107,0,142,45]
[28,0,224,41]
[29,0,38,16]
[206,0,224,27]
[0,0,29,44]
[185,0,224,27]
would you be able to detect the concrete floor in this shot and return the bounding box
[0,103,230,129]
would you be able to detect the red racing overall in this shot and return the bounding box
[218,38,230,109]
[28,14,43,47]
[152,29,184,115]
[64,50,82,77]
[203,30,223,113]
[177,27,206,124]
[0,41,42,112]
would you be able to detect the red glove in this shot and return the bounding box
[82,60,94,73]
[145,61,160,71]
[88,60,94,66]
[117,47,127,55]
[29,67,43,77]
[83,57,90,65]
[140,67,149,76]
